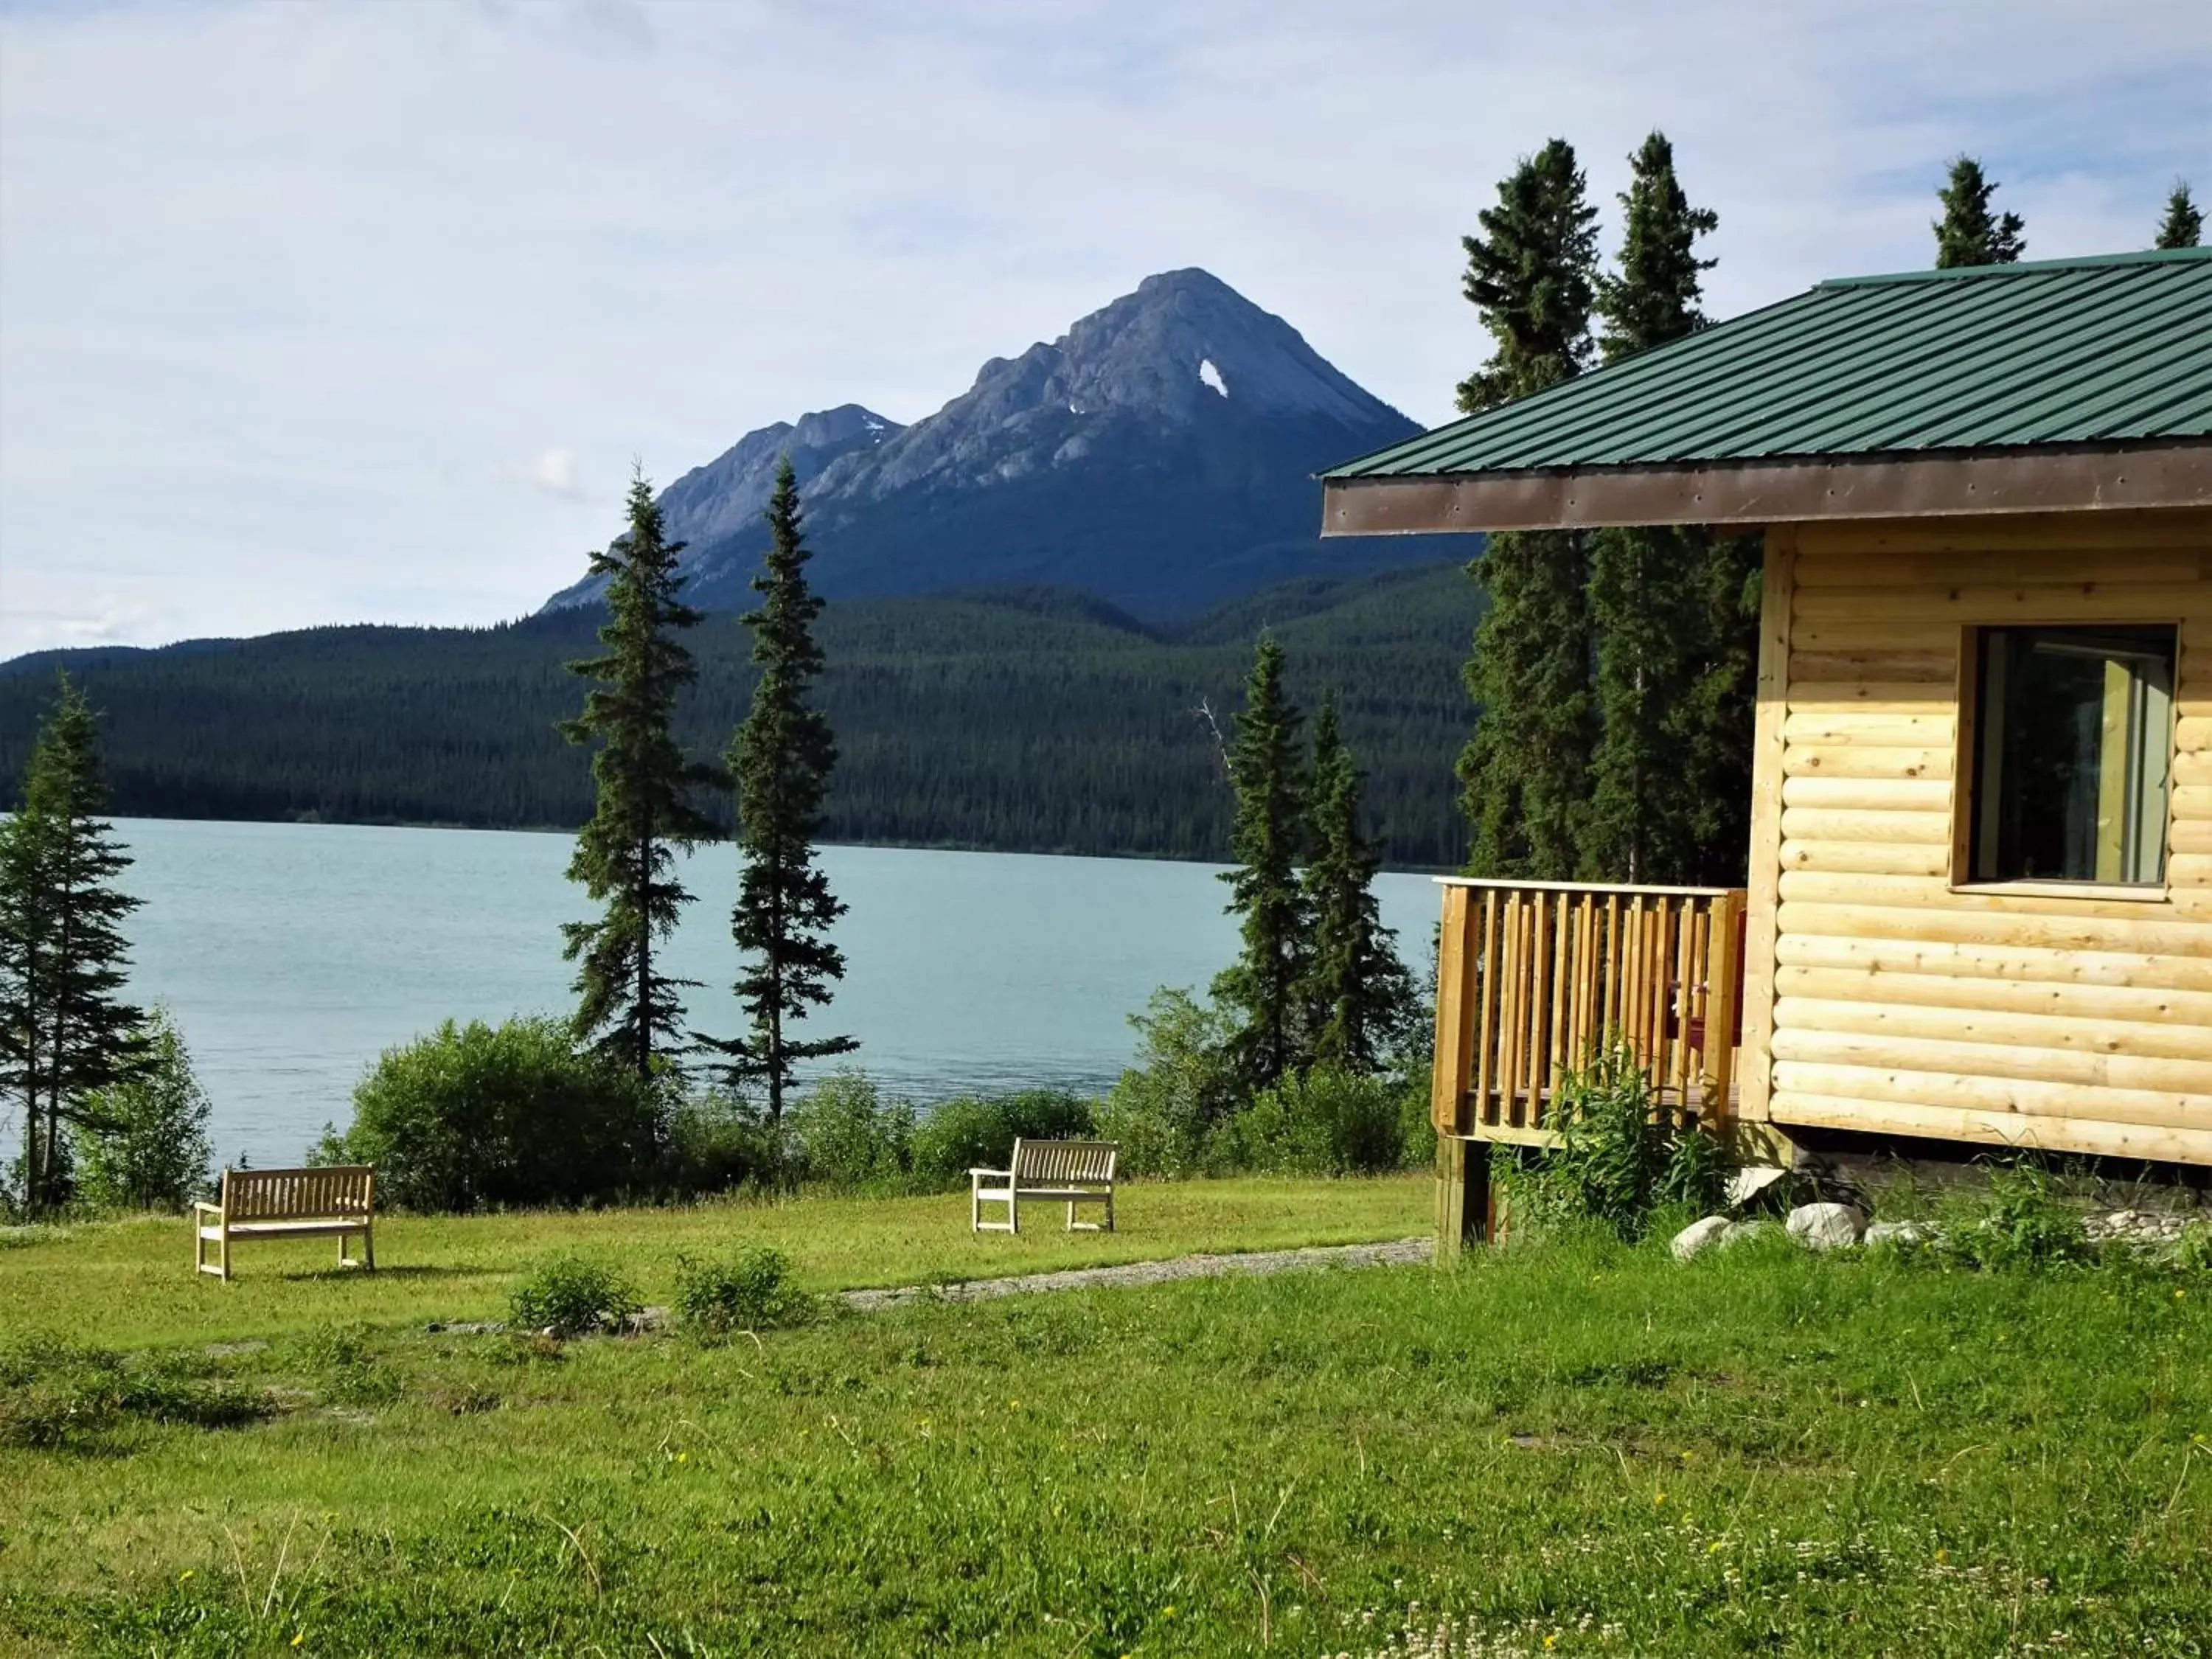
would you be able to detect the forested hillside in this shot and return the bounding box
[0,563,1481,869]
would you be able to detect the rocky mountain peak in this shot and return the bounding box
[655,401,900,549]
[543,269,1439,619]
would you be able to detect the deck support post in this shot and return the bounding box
[1434,1135,1493,1265]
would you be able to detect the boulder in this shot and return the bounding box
[1726,1164,1791,1211]
[1864,1220,1927,1249]
[1786,1202,1868,1251]
[1671,1216,1733,1261]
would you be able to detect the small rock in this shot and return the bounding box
[1786,1202,1868,1251]
[1719,1220,1766,1248]
[1671,1216,1733,1261]
[1864,1220,1927,1248]
[1727,1165,1791,1211]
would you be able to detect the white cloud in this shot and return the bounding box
[0,0,2206,658]
[529,448,584,498]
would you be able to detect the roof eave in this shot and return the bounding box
[1319,440,2212,536]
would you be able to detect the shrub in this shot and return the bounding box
[785,1071,914,1190]
[1935,1164,2092,1272]
[664,1089,794,1194]
[508,1253,642,1338]
[1095,989,1236,1177]
[76,1007,214,1214]
[909,1091,1096,1189]
[321,1017,664,1211]
[674,1247,814,1335]
[1514,1041,1732,1241]
[1211,1068,1407,1176]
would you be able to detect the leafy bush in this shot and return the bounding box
[674,1247,815,1336]
[1095,989,1236,1177]
[1934,1164,2093,1272]
[785,1071,914,1190]
[1512,1042,1732,1240]
[509,1253,642,1337]
[320,1017,664,1212]
[663,1089,794,1194]
[76,1007,214,1214]
[1211,1068,1408,1176]
[909,1091,1097,1189]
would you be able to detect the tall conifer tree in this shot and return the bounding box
[0,673,150,1214]
[1582,133,1718,883]
[1455,139,1600,877]
[560,467,718,1080]
[2156,181,2202,249]
[1298,693,1412,1074]
[1934,156,2026,267]
[1212,637,1311,1096]
[710,462,855,1121]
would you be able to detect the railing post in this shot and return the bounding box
[1703,889,1747,1133]
[1431,884,1477,1135]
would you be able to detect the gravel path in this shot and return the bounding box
[838,1235,1433,1312]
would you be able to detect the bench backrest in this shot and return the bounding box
[1011,1139,1117,1184]
[222,1166,375,1222]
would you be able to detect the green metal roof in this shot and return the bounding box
[1326,248,2212,480]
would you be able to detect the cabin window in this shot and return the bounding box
[1966,624,2176,886]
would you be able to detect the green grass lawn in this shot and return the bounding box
[3,1178,2208,1657]
[0,1175,1428,1351]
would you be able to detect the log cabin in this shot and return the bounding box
[1318,248,2212,1253]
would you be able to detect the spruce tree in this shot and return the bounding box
[2156,181,2202,250]
[709,461,855,1121]
[560,467,719,1081]
[1299,694,1413,1074]
[1456,139,1600,878]
[0,673,150,1215]
[1582,133,1718,883]
[1934,156,2026,268]
[1211,637,1311,1096]
[1678,533,1764,886]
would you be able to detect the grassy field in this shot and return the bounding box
[2,1175,2208,1657]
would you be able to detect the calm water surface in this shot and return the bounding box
[96,819,1441,1167]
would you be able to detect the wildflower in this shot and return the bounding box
[676,1451,689,1464]
[1545,1637,1559,1650]
[178,1570,195,1582]
[291,1635,305,1649]
[1654,1492,1666,1506]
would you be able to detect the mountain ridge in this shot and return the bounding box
[544,268,1468,619]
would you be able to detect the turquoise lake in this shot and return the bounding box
[89,818,1443,1168]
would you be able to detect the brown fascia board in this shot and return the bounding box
[1320,441,2212,535]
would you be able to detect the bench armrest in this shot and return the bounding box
[192,1200,223,1220]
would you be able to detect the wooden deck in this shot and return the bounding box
[1431,878,1747,1147]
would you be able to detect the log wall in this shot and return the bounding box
[1747,508,2212,1165]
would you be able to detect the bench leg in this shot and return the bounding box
[363,1225,375,1271]
[970,1177,981,1233]
[1009,1193,1018,1236]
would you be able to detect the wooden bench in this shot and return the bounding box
[194,1166,376,1279]
[970,1138,1118,1234]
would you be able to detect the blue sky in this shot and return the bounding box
[1,0,2206,658]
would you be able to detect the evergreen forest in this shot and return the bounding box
[0,563,1483,870]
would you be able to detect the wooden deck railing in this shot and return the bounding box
[1431,879,1747,1143]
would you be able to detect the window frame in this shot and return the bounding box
[1948,620,2181,904]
